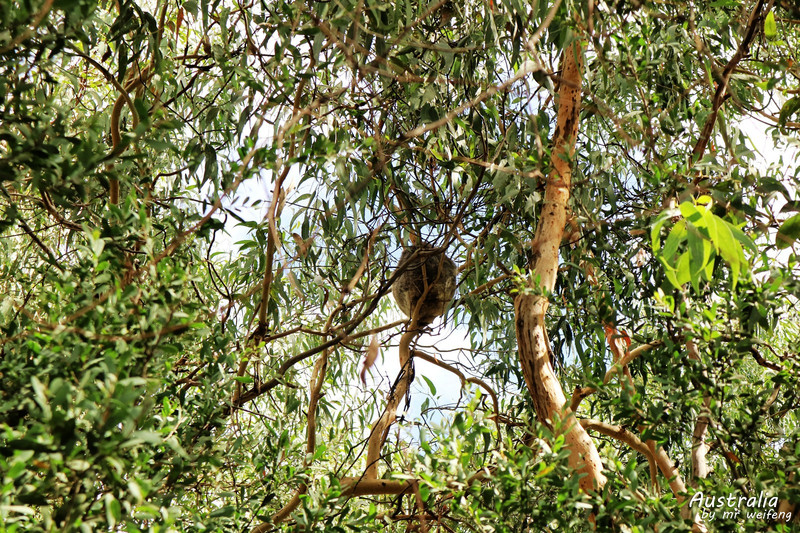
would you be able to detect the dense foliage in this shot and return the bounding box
[1,0,800,531]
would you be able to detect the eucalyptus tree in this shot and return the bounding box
[2,0,800,531]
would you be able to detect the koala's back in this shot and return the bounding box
[392,245,456,325]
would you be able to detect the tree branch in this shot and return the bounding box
[690,0,771,166]
[569,341,662,412]
[514,36,607,493]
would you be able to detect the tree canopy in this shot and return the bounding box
[2,0,800,531]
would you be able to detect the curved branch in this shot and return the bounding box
[569,341,662,412]
[68,48,137,123]
[254,350,330,531]
[580,418,657,489]
[413,349,500,430]
[365,325,418,479]
[108,67,151,205]
[40,191,82,231]
[687,338,711,487]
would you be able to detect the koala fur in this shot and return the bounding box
[392,244,457,325]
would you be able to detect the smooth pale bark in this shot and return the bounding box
[514,41,607,492]
[581,419,657,489]
[339,477,417,497]
[652,444,708,533]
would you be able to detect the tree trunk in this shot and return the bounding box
[514,40,607,493]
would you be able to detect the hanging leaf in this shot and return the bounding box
[360,334,380,386]
[779,97,800,127]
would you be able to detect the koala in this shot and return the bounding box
[392,244,457,325]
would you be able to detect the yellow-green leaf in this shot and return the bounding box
[696,195,712,205]
[675,251,692,287]
[764,11,777,39]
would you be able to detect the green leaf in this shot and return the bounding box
[777,213,800,249]
[675,251,691,287]
[183,0,199,16]
[779,97,800,128]
[651,208,680,251]
[661,219,686,260]
[728,222,757,252]
[681,202,714,240]
[711,214,742,287]
[686,230,711,291]
[209,505,235,518]
[662,260,680,288]
[122,431,164,447]
[679,201,701,223]
[91,234,105,258]
[421,375,437,396]
[697,205,717,242]
[203,143,218,184]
